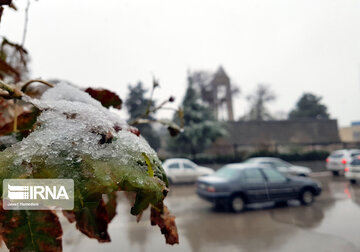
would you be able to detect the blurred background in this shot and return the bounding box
[1,1,360,252]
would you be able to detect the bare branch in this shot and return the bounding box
[21,0,30,46]
[143,77,159,117]
[21,79,54,92]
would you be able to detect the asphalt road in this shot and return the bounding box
[58,173,360,252]
[36,174,360,251]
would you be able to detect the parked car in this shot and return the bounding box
[196,163,322,212]
[162,158,214,184]
[244,157,312,176]
[326,149,360,176]
[344,155,360,184]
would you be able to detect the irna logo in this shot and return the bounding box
[7,184,69,200]
[3,179,74,210]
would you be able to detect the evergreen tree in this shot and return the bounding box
[125,82,161,150]
[289,93,329,120]
[168,76,225,157]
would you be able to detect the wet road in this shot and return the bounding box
[62,174,360,252]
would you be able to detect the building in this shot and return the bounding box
[339,121,360,143]
[207,119,342,155]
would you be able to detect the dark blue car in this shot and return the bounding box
[196,163,322,212]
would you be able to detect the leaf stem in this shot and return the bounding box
[21,79,54,92]
[0,80,23,98]
[13,99,17,132]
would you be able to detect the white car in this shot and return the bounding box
[162,158,214,184]
[326,149,360,176]
[244,157,312,176]
[344,155,360,184]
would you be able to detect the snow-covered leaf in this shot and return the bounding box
[0,83,177,249]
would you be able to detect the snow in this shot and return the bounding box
[15,83,158,168]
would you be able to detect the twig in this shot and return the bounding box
[143,77,158,117]
[21,0,30,46]
[0,80,23,98]
[21,79,54,92]
[0,79,54,99]
[148,100,168,114]
[153,107,178,112]
[131,118,156,125]
[129,99,175,126]
[13,99,17,132]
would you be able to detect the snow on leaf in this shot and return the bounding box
[0,82,176,249]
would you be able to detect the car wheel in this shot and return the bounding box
[229,195,245,213]
[350,179,357,184]
[300,189,314,205]
[332,171,339,176]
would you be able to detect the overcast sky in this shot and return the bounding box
[2,0,360,126]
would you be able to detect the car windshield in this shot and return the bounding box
[277,160,292,168]
[215,167,239,179]
[244,159,259,163]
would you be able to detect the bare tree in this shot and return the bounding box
[243,84,275,121]
[188,67,240,121]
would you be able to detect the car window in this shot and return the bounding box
[262,168,287,183]
[243,169,265,183]
[260,161,275,168]
[276,160,291,168]
[351,158,360,165]
[351,152,360,157]
[215,167,240,179]
[183,163,195,169]
[330,152,344,158]
[168,163,180,169]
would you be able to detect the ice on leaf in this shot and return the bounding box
[0,83,176,247]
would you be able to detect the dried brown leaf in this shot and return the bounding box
[0,108,39,136]
[85,88,122,110]
[0,201,63,252]
[150,204,179,245]
[63,197,117,243]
